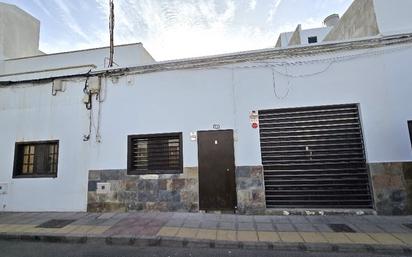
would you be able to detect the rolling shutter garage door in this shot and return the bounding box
[258,104,373,209]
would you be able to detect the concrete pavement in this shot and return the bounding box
[1,212,412,255]
[1,241,410,257]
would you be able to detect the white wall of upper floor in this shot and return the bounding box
[0,3,156,80]
[374,0,412,36]
[0,43,156,78]
[1,43,412,211]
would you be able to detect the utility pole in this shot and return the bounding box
[108,0,114,67]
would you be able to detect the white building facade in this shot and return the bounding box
[1,0,412,215]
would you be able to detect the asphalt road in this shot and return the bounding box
[0,241,410,257]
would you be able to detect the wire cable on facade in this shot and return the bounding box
[83,71,93,141]
[271,67,290,99]
[95,77,107,143]
[1,35,412,86]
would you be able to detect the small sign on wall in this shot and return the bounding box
[249,111,259,129]
[190,132,197,141]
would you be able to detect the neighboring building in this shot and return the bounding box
[276,0,412,47]
[1,0,412,215]
[0,3,43,59]
[275,14,338,48]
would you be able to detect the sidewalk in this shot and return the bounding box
[1,212,412,255]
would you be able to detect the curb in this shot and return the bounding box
[0,233,411,255]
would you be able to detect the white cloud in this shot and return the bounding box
[38,0,353,60]
[91,0,241,60]
[273,16,327,36]
[32,0,52,17]
[249,0,257,10]
[54,0,90,40]
[267,0,283,22]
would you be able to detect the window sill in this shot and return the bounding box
[12,175,58,179]
[127,170,183,176]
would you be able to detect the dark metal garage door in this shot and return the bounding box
[258,104,373,209]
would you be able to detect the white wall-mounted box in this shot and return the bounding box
[88,76,101,94]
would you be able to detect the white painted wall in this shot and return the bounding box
[89,70,236,170]
[1,43,412,211]
[374,0,412,36]
[232,47,412,165]
[0,81,90,211]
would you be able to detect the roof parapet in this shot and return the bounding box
[288,25,302,46]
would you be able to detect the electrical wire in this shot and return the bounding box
[82,70,93,141]
[98,76,108,102]
[95,77,107,143]
[2,35,412,87]
[272,67,290,99]
[213,45,388,101]
[160,40,412,78]
[83,108,92,142]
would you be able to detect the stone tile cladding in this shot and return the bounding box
[88,166,266,214]
[235,166,266,214]
[369,162,412,215]
[88,163,412,216]
[87,168,199,212]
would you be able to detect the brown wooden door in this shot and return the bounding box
[197,130,237,211]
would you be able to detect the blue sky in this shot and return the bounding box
[4,0,353,60]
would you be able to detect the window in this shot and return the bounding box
[127,133,183,175]
[408,121,412,148]
[13,141,59,178]
[308,36,318,44]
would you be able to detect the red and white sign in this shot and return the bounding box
[249,111,259,129]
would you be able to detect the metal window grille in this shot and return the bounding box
[127,133,183,174]
[13,141,59,178]
[408,120,412,148]
[258,104,373,209]
[49,144,59,174]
